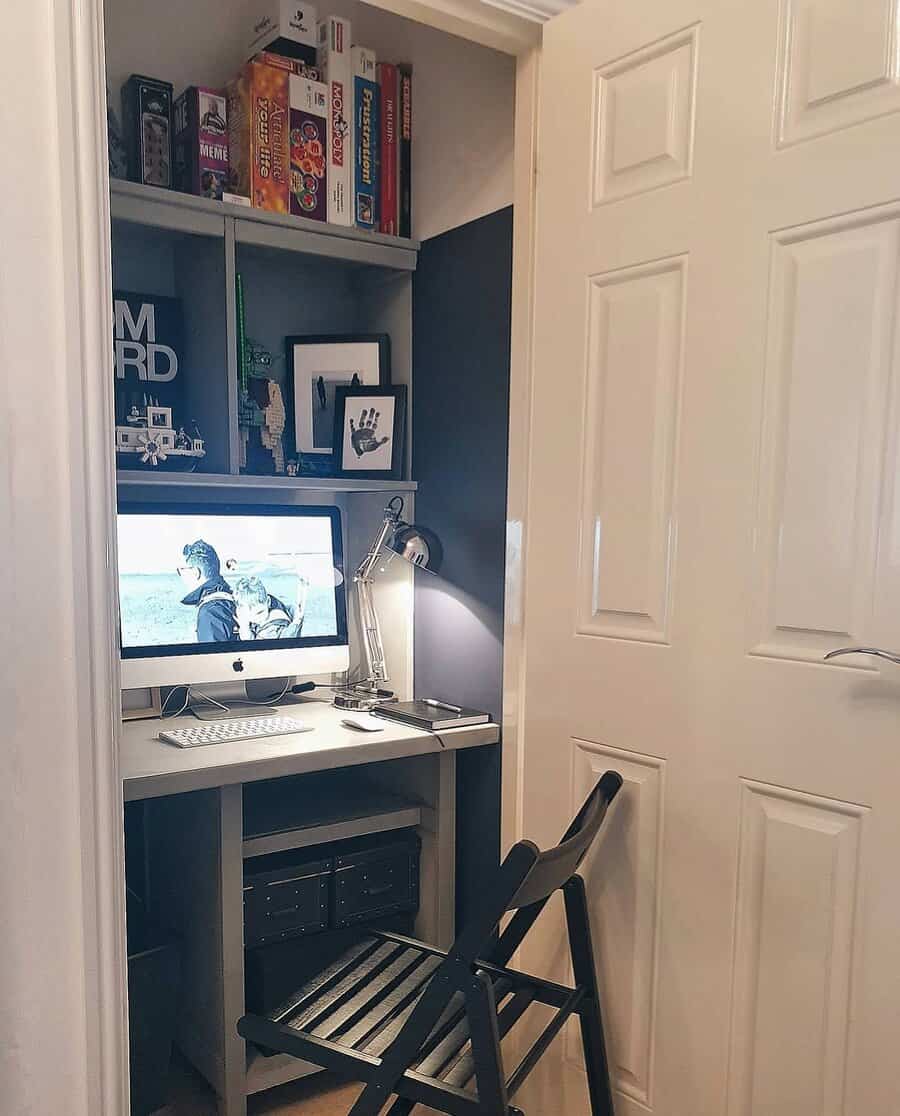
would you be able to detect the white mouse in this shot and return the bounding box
[341,716,385,732]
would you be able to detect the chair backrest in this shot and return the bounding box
[505,770,623,910]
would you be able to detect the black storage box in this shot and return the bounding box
[332,832,421,928]
[127,890,181,1116]
[243,852,332,947]
[245,913,415,1015]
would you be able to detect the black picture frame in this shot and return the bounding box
[285,333,391,464]
[331,385,407,480]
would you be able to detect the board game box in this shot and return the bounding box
[317,16,352,226]
[289,74,328,220]
[247,0,318,65]
[352,46,379,231]
[173,86,229,200]
[398,65,412,239]
[227,60,290,212]
[377,63,398,236]
[122,74,174,189]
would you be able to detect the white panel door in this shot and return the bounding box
[520,1,900,1113]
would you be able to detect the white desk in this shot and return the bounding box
[122,699,499,1116]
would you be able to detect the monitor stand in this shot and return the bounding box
[187,680,280,721]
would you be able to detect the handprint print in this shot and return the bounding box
[350,408,390,458]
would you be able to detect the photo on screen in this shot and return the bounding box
[117,507,344,654]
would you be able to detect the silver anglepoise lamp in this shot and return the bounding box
[334,496,442,710]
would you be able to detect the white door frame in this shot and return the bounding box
[1,0,539,1109]
[1,1,127,1113]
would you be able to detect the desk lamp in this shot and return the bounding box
[334,495,442,711]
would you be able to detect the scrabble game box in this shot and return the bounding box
[289,74,328,220]
[227,60,290,212]
[173,87,229,200]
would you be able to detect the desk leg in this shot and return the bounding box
[219,783,247,1116]
[145,786,247,1116]
[414,750,456,949]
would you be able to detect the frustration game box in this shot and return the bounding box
[122,74,174,189]
[352,46,379,231]
[227,61,290,212]
[289,75,328,221]
[174,87,229,200]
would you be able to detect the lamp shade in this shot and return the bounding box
[387,522,443,574]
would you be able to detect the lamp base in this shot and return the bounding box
[333,685,394,712]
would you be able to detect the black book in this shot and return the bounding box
[373,700,490,732]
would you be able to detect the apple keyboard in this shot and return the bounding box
[158,716,312,749]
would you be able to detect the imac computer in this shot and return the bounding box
[117,502,350,697]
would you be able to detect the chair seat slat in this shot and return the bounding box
[287,941,400,1032]
[340,954,443,1050]
[270,936,381,1025]
[313,948,424,1040]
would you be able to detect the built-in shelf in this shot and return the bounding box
[110,179,419,271]
[242,774,423,858]
[116,470,418,493]
[242,802,423,858]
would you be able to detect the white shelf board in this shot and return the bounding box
[116,470,417,493]
[110,179,418,270]
[242,804,422,858]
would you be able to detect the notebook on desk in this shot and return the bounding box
[373,700,490,732]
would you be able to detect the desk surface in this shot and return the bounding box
[121,698,499,801]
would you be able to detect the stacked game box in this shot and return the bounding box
[247,0,318,65]
[173,87,229,200]
[317,16,353,226]
[352,46,380,231]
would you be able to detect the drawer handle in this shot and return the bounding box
[365,884,393,897]
[269,905,303,919]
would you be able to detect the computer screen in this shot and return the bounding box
[117,502,349,687]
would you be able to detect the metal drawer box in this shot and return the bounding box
[243,855,331,948]
[332,834,420,928]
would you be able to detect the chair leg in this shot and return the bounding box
[347,969,455,1116]
[386,1098,415,1115]
[563,875,616,1116]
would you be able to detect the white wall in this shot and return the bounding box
[103,0,516,240]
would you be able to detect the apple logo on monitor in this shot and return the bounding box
[233,659,244,673]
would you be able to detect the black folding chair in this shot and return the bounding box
[238,769,623,1115]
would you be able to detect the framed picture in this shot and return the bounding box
[121,686,162,721]
[286,334,390,458]
[332,385,407,480]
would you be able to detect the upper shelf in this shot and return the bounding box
[110,179,419,272]
[116,470,418,493]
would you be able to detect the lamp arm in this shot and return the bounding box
[352,499,404,687]
[356,576,388,686]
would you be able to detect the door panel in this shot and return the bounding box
[726,781,867,1116]
[522,0,900,1112]
[576,256,686,643]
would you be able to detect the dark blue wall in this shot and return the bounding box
[412,206,513,927]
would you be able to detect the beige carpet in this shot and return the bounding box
[160,1045,590,1114]
[161,1054,442,1115]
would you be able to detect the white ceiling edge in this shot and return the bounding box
[479,0,578,23]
